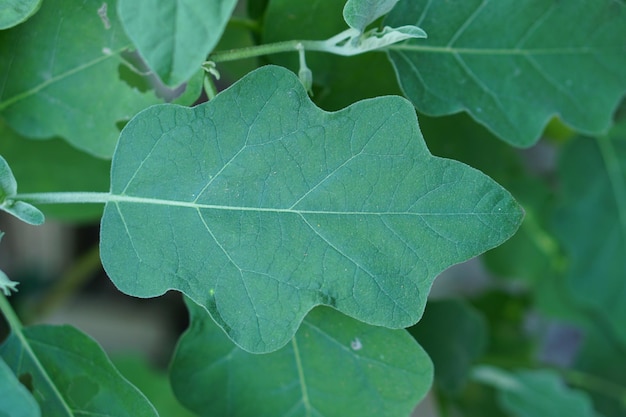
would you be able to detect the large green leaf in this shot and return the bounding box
[170,300,433,417]
[0,0,161,158]
[386,0,626,146]
[553,122,626,345]
[473,366,597,417]
[409,299,487,395]
[100,65,523,353]
[0,357,40,417]
[0,0,41,29]
[117,0,238,87]
[0,121,110,222]
[0,324,158,417]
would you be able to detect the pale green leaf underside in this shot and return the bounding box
[386,0,626,147]
[117,0,238,87]
[0,0,41,30]
[473,366,597,417]
[0,0,160,158]
[170,300,433,417]
[553,121,626,345]
[0,325,158,417]
[343,0,399,32]
[100,65,523,353]
[0,357,40,417]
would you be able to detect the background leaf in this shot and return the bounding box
[112,354,195,417]
[117,0,238,87]
[170,300,433,417]
[473,366,597,417]
[0,0,161,158]
[385,0,626,146]
[0,357,40,417]
[100,65,523,353]
[0,0,41,29]
[408,299,487,395]
[0,324,158,417]
[553,121,626,345]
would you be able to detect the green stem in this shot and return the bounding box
[0,293,23,333]
[27,244,102,324]
[209,40,328,63]
[14,192,111,205]
[203,73,218,100]
[561,369,626,407]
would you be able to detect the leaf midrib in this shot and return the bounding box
[389,44,595,56]
[109,194,511,216]
[0,45,129,111]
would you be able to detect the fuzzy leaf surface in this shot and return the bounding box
[0,0,41,29]
[386,0,626,146]
[170,300,433,417]
[0,357,40,417]
[0,324,158,417]
[473,366,597,417]
[100,65,523,353]
[0,0,160,158]
[117,0,237,87]
[343,0,399,32]
[0,155,44,225]
[553,121,626,345]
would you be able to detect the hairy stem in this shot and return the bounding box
[13,192,111,205]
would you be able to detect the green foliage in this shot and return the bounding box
[117,0,238,87]
[0,302,158,416]
[170,300,432,417]
[1,0,625,416]
[0,0,41,29]
[473,366,597,417]
[386,0,626,146]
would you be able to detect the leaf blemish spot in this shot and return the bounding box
[97,3,111,30]
[350,337,363,351]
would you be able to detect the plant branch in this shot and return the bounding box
[209,40,325,63]
[0,293,23,333]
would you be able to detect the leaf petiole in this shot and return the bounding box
[13,192,112,205]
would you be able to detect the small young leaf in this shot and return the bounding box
[170,300,433,417]
[0,155,44,225]
[0,324,158,417]
[117,0,238,87]
[0,357,41,417]
[473,366,597,417]
[100,65,523,353]
[0,0,41,29]
[0,0,161,158]
[385,0,626,146]
[1,121,110,222]
[553,121,626,345]
[343,0,399,33]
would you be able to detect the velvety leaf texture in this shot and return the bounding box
[0,0,41,29]
[553,121,626,345]
[100,65,523,353]
[117,0,238,87]
[0,0,160,158]
[343,0,399,32]
[170,300,433,417]
[386,0,626,146]
[473,367,597,417]
[0,325,158,417]
[0,357,41,417]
